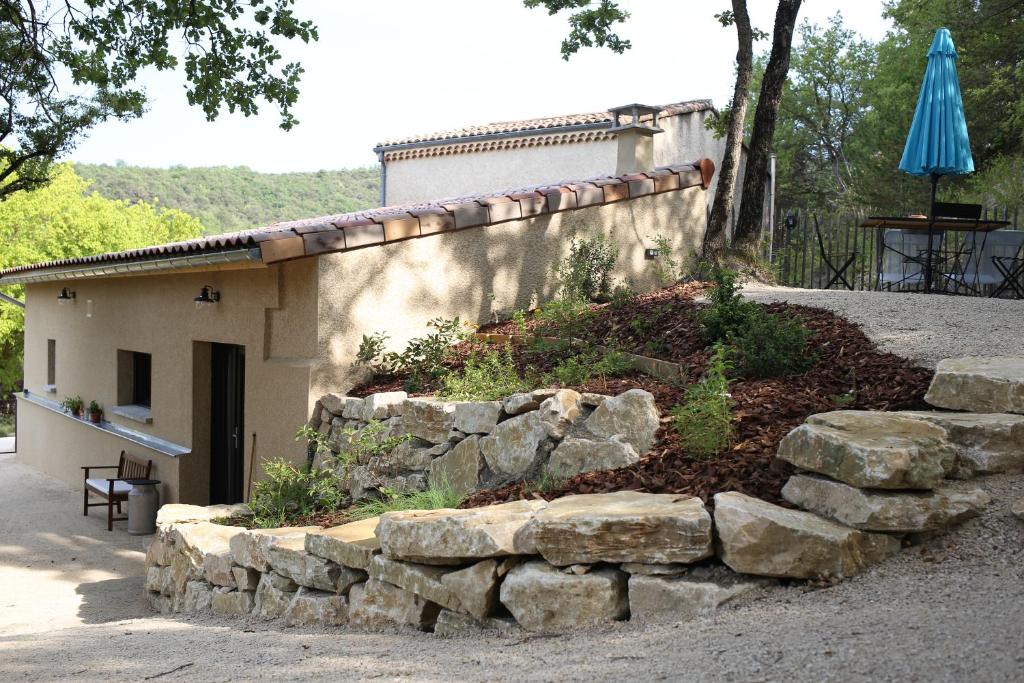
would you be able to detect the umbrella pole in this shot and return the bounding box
[926,173,939,293]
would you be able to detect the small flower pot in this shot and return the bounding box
[89,411,102,424]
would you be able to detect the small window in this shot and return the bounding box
[117,350,152,408]
[46,339,56,388]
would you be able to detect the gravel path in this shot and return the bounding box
[2,290,1023,682]
[741,285,1024,368]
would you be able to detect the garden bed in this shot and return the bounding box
[350,282,933,509]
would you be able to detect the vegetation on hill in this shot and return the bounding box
[74,164,380,234]
[0,163,203,394]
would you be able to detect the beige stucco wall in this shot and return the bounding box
[384,111,734,208]
[312,186,707,396]
[16,259,318,504]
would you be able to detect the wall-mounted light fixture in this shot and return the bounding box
[57,287,76,303]
[194,285,221,308]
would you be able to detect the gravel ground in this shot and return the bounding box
[741,285,1024,368]
[2,290,1023,682]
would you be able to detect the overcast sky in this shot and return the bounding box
[68,1,893,172]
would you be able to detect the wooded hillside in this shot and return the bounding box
[74,164,380,234]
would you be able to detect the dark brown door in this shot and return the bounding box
[210,343,245,504]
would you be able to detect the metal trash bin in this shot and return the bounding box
[126,479,161,535]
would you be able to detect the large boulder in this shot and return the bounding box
[403,398,457,443]
[376,499,546,565]
[516,491,712,566]
[582,389,660,454]
[897,411,1024,477]
[479,412,548,478]
[429,436,483,496]
[503,393,539,416]
[781,474,990,533]
[454,402,503,435]
[230,527,319,572]
[714,492,900,579]
[546,435,639,478]
[925,357,1024,414]
[776,411,955,489]
[347,579,441,630]
[537,389,582,439]
[304,517,381,571]
[628,566,773,622]
[499,560,628,632]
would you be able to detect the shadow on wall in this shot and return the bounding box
[313,190,702,395]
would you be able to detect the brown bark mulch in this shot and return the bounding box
[351,283,933,510]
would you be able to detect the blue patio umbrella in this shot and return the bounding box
[898,27,975,292]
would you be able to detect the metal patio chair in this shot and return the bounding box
[988,230,1024,298]
[814,215,857,290]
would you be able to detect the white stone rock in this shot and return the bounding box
[583,389,660,454]
[144,565,165,592]
[230,527,318,572]
[580,393,609,407]
[537,389,582,439]
[925,357,1024,414]
[403,398,457,443]
[479,411,547,478]
[156,503,249,527]
[377,499,547,564]
[454,401,503,435]
[231,566,261,591]
[628,566,773,622]
[267,535,341,591]
[777,411,956,490]
[368,556,500,619]
[898,411,1024,477]
[499,560,628,632]
[181,580,214,613]
[362,391,409,421]
[714,492,901,579]
[253,572,296,619]
[146,537,170,566]
[782,473,991,532]
[515,491,712,566]
[202,550,237,588]
[305,517,381,570]
[211,587,255,616]
[320,393,352,416]
[546,435,639,478]
[347,579,440,630]
[503,393,540,416]
[429,436,483,496]
[284,587,349,626]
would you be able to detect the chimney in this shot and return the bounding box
[609,103,663,175]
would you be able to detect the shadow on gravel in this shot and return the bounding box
[76,575,149,624]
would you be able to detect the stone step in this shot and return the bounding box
[896,411,1024,477]
[925,357,1024,414]
[781,473,990,533]
[776,411,955,490]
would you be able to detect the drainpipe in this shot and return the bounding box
[768,153,777,262]
[376,150,387,207]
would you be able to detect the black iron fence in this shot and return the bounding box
[769,207,1021,293]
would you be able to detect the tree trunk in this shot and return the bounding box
[703,0,754,260]
[732,0,803,258]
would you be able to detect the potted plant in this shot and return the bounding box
[61,395,84,418]
[88,400,103,424]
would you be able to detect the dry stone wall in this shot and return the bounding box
[306,388,659,501]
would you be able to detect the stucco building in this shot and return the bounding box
[1,106,717,510]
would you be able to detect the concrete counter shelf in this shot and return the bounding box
[18,391,190,458]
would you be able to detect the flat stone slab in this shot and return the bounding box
[267,536,342,591]
[284,587,349,626]
[499,560,628,632]
[925,357,1024,414]
[897,411,1024,477]
[157,503,249,526]
[777,411,955,489]
[782,474,990,533]
[348,579,440,630]
[304,517,381,570]
[368,556,499,619]
[515,491,713,566]
[377,499,546,565]
[230,527,320,572]
[714,492,901,580]
[546,435,639,478]
[628,566,773,622]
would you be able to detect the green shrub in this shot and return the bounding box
[545,348,634,386]
[556,236,618,302]
[349,480,463,520]
[510,309,529,336]
[248,458,347,528]
[670,345,734,457]
[331,420,413,472]
[698,267,812,379]
[535,297,591,347]
[353,317,473,382]
[609,280,636,310]
[650,234,683,286]
[439,346,529,401]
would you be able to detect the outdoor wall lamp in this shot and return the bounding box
[57,287,76,303]
[194,285,221,308]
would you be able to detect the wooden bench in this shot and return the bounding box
[82,451,153,531]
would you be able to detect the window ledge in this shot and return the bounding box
[112,404,153,425]
[43,384,57,394]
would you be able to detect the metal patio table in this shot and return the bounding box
[860,216,1011,294]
